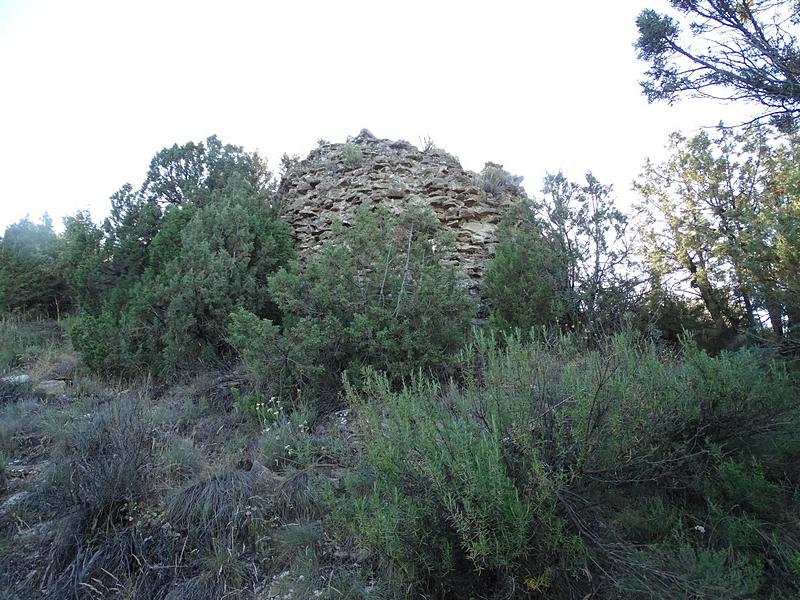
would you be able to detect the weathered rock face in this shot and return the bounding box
[277,129,526,290]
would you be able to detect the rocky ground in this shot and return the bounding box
[0,320,389,600]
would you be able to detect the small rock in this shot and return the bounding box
[0,491,31,515]
[1,374,30,385]
[34,380,66,396]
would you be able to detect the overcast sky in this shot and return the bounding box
[0,0,753,231]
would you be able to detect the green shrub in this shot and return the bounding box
[615,496,683,543]
[229,205,475,404]
[708,456,784,516]
[68,309,124,376]
[0,216,70,319]
[485,173,636,336]
[342,142,363,165]
[483,203,572,333]
[617,543,764,598]
[333,330,800,597]
[66,137,294,379]
[344,363,577,596]
[685,342,798,442]
[474,164,523,196]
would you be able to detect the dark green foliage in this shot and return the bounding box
[229,205,475,403]
[637,286,719,348]
[336,331,800,598]
[59,211,107,315]
[483,202,571,333]
[484,173,637,335]
[67,136,294,378]
[157,182,293,372]
[0,216,70,318]
[103,183,163,287]
[635,1,800,129]
[67,309,123,376]
[143,134,273,207]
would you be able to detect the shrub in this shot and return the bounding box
[70,182,293,378]
[483,202,572,333]
[41,398,153,526]
[36,397,156,595]
[229,205,475,404]
[474,163,523,196]
[257,417,312,471]
[336,330,800,597]
[66,137,293,379]
[342,142,362,165]
[0,318,64,375]
[0,216,70,319]
[68,309,124,376]
[614,496,683,543]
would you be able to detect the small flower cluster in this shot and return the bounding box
[257,396,284,432]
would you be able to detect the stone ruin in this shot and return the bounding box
[277,129,527,291]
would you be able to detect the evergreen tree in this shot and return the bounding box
[69,137,293,377]
[229,205,476,401]
[635,126,799,344]
[0,215,69,318]
[636,0,800,129]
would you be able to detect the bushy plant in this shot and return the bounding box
[0,216,70,319]
[486,173,638,337]
[342,339,582,595]
[474,163,524,196]
[166,469,267,547]
[42,398,153,525]
[335,330,800,597]
[67,137,294,378]
[483,202,572,333]
[58,211,108,315]
[342,142,362,165]
[0,318,63,375]
[35,398,156,595]
[229,205,475,404]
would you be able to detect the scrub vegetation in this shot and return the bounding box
[2,3,800,596]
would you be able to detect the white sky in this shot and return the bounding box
[0,0,754,231]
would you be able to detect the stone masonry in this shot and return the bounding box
[277,129,526,290]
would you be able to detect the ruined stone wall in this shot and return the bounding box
[277,130,525,289]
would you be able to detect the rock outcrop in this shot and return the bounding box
[277,130,526,290]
